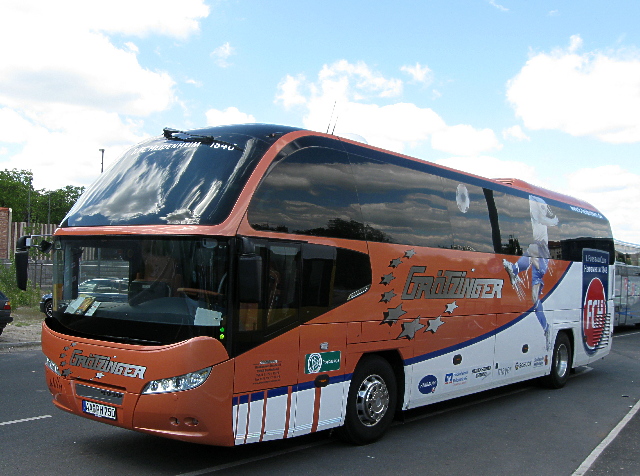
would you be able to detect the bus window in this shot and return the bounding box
[236,239,372,354]
[492,191,531,256]
[248,147,366,240]
[349,154,453,248]
[441,178,494,253]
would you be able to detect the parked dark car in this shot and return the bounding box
[40,278,129,318]
[40,293,53,318]
[0,290,13,336]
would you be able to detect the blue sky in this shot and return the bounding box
[1,1,640,242]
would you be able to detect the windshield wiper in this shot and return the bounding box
[163,128,244,151]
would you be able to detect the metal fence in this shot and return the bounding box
[1,259,53,291]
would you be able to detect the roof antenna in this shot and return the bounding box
[326,101,337,134]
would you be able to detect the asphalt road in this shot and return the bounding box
[2,329,640,476]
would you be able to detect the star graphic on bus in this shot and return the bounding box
[425,316,445,333]
[380,273,395,285]
[382,303,406,325]
[404,249,416,259]
[397,317,425,340]
[389,258,403,268]
[445,301,459,314]
[380,290,397,303]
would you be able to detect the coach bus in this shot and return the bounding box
[613,262,640,327]
[17,124,614,446]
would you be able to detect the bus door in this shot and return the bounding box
[232,240,302,444]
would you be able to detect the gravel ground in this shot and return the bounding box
[0,306,44,352]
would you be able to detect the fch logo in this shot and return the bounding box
[581,249,609,355]
[582,277,607,354]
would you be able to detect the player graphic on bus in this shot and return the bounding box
[503,195,558,350]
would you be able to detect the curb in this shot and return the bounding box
[0,341,41,349]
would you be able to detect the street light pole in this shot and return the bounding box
[99,148,105,173]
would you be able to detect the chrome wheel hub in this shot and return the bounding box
[356,374,389,427]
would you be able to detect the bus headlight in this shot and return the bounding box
[141,367,212,394]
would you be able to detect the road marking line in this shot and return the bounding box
[0,415,52,426]
[572,398,640,476]
[613,331,640,338]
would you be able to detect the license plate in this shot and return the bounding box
[82,400,117,420]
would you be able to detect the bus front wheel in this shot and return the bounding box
[341,355,397,445]
[544,332,572,389]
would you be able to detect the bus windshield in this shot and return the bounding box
[50,236,229,346]
[62,132,268,227]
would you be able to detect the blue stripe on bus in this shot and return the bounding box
[251,392,264,402]
[267,386,289,398]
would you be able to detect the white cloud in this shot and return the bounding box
[566,165,640,243]
[507,35,640,143]
[275,75,308,109]
[211,42,235,68]
[205,107,256,126]
[401,62,434,86]
[318,60,403,98]
[502,125,530,141]
[431,124,502,156]
[0,0,209,190]
[56,0,209,38]
[275,60,500,156]
[489,1,509,12]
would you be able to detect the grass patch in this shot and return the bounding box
[10,305,45,327]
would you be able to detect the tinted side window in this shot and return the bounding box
[441,178,494,253]
[248,147,365,240]
[235,239,372,355]
[493,191,530,256]
[349,154,453,248]
[493,191,614,262]
[548,207,614,262]
[301,244,372,320]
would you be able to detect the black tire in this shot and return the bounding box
[44,299,53,318]
[543,332,572,389]
[341,355,397,445]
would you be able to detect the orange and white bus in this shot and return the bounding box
[18,124,615,446]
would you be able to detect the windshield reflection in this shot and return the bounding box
[52,237,229,346]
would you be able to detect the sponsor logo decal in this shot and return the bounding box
[418,375,438,394]
[582,249,609,355]
[304,351,341,374]
[445,370,469,385]
[514,360,532,371]
[472,365,492,379]
[497,365,512,377]
[533,356,546,368]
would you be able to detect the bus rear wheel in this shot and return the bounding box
[341,355,397,445]
[544,332,572,389]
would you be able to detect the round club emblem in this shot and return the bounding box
[582,277,607,355]
[307,353,323,374]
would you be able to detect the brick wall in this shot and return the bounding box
[0,207,11,259]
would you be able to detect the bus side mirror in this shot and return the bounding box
[238,255,262,303]
[39,239,53,253]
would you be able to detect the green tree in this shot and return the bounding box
[0,168,84,224]
[33,185,84,224]
[0,169,33,222]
